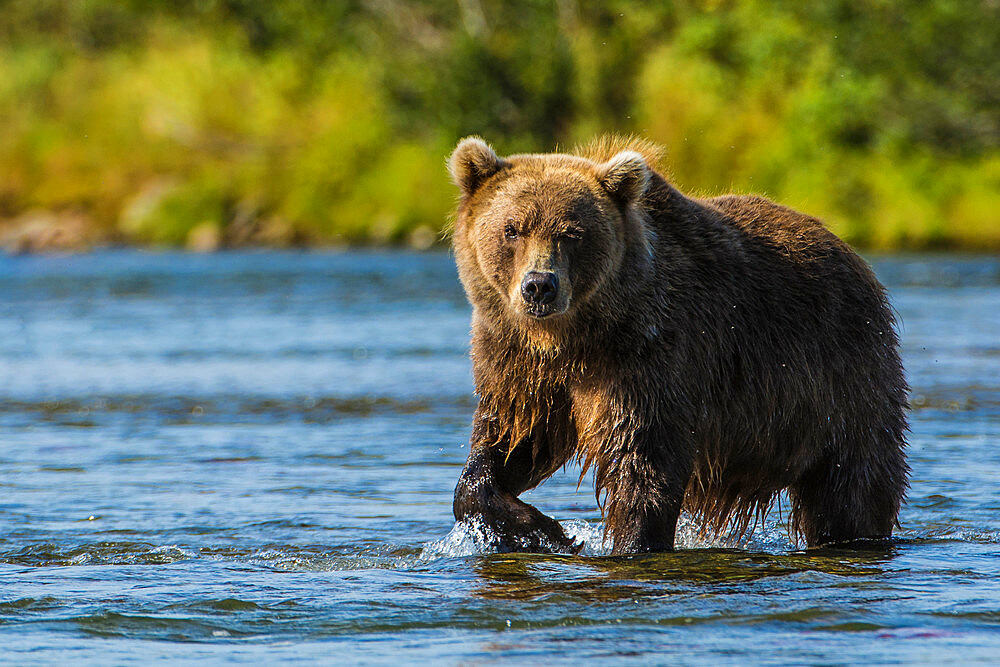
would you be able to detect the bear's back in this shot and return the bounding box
[704,194,846,259]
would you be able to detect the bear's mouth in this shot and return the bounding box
[524,304,558,319]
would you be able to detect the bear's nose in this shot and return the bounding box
[521,272,558,305]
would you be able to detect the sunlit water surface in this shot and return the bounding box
[1,251,998,663]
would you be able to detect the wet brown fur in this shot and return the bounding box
[449,135,909,553]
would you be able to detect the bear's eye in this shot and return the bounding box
[559,227,584,243]
[503,224,519,241]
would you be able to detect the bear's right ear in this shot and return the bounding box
[595,151,650,206]
[448,136,505,197]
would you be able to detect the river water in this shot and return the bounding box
[1,251,998,663]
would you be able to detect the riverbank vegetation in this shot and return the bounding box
[1,0,997,251]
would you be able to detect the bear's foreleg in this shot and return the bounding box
[599,425,694,554]
[453,409,580,554]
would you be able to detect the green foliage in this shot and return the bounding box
[0,0,996,250]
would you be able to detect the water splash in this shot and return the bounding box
[419,516,500,559]
[420,512,797,560]
[562,519,612,555]
[417,518,614,558]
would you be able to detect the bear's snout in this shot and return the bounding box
[521,271,559,310]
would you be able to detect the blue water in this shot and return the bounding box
[1,251,998,663]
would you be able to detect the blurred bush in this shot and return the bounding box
[0,0,996,250]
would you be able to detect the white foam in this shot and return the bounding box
[561,519,612,556]
[420,512,797,560]
[419,516,498,559]
[674,514,732,550]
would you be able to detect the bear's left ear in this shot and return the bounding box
[448,136,506,197]
[595,151,650,206]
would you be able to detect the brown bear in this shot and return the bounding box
[448,135,909,554]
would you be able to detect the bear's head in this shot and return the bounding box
[448,136,652,345]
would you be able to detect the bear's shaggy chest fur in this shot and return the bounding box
[448,136,908,554]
